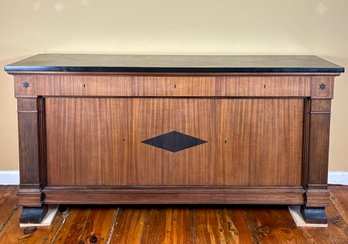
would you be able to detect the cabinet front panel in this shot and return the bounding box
[46,98,303,186]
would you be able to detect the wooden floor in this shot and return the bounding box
[0,186,347,243]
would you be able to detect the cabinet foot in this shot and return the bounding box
[20,205,48,224]
[300,206,327,224]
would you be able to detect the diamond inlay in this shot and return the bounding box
[142,131,207,153]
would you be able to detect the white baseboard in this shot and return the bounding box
[328,171,348,185]
[0,170,20,185]
[0,170,347,185]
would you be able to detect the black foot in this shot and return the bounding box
[58,205,68,213]
[20,205,48,224]
[300,206,327,224]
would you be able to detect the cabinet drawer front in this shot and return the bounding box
[16,75,311,97]
[36,75,217,96]
[219,76,310,97]
[46,97,303,186]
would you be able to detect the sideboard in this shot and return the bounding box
[5,54,344,224]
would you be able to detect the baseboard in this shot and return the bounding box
[328,171,348,185]
[0,170,347,185]
[0,170,20,185]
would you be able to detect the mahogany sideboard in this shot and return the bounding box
[5,54,344,224]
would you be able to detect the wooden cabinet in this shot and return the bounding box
[5,54,344,224]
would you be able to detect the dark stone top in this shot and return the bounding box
[4,54,344,73]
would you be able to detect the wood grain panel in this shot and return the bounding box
[37,75,85,96]
[311,76,334,98]
[15,75,37,97]
[303,96,332,209]
[305,186,330,207]
[218,76,311,97]
[311,99,331,112]
[36,75,217,97]
[308,114,331,184]
[17,98,46,207]
[216,99,303,185]
[46,98,214,185]
[43,186,304,205]
[17,99,40,184]
[19,75,314,97]
[46,98,303,186]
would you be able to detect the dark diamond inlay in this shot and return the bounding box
[142,131,207,153]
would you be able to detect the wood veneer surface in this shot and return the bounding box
[45,98,303,186]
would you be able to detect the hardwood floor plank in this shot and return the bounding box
[329,185,348,224]
[223,207,253,244]
[194,207,241,244]
[194,208,220,243]
[78,207,118,244]
[139,208,166,243]
[244,206,308,243]
[50,207,91,243]
[111,207,194,244]
[299,200,348,244]
[0,209,27,244]
[0,187,18,233]
[0,207,65,244]
[110,207,147,243]
[0,186,17,205]
[162,208,194,244]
